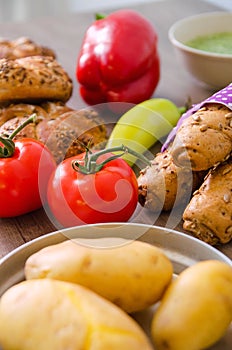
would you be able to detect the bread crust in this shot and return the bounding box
[138,150,205,212]
[36,109,107,163]
[183,159,232,245]
[0,102,72,139]
[0,103,107,163]
[0,102,48,127]
[0,56,73,105]
[0,36,56,59]
[170,104,232,171]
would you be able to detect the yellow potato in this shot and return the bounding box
[151,260,232,350]
[25,238,173,313]
[0,279,153,350]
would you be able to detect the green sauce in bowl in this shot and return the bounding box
[186,32,232,54]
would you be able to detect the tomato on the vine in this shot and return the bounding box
[46,147,144,228]
[0,138,56,217]
[0,115,56,218]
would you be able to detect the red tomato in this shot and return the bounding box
[47,152,138,227]
[0,138,56,217]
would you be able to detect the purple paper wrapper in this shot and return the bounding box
[162,83,232,151]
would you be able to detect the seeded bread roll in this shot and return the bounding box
[0,101,72,137]
[0,104,107,163]
[0,56,73,105]
[36,109,107,163]
[183,158,232,245]
[138,150,205,212]
[0,102,48,127]
[170,104,232,171]
[0,115,37,139]
[0,36,56,59]
[40,101,73,119]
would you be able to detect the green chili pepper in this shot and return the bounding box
[106,98,185,165]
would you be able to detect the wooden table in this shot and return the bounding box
[0,0,231,260]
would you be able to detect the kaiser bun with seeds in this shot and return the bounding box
[0,41,109,163]
[0,102,108,164]
[0,55,73,105]
[0,36,56,60]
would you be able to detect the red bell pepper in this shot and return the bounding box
[76,9,160,106]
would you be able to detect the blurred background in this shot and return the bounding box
[0,0,231,23]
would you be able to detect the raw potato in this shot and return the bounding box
[151,260,232,350]
[0,279,153,350]
[25,238,173,313]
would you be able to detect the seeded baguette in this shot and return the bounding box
[138,150,205,212]
[0,56,73,105]
[169,104,232,171]
[183,158,232,245]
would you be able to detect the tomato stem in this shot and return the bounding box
[72,144,151,174]
[0,113,37,158]
[0,137,15,158]
[178,106,187,115]
[95,13,106,20]
[8,114,36,140]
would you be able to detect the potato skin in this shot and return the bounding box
[25,239,173,313]
[151,260,232,350]
[0,279,153,350]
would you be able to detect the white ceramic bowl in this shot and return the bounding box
[168,11,232,88]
